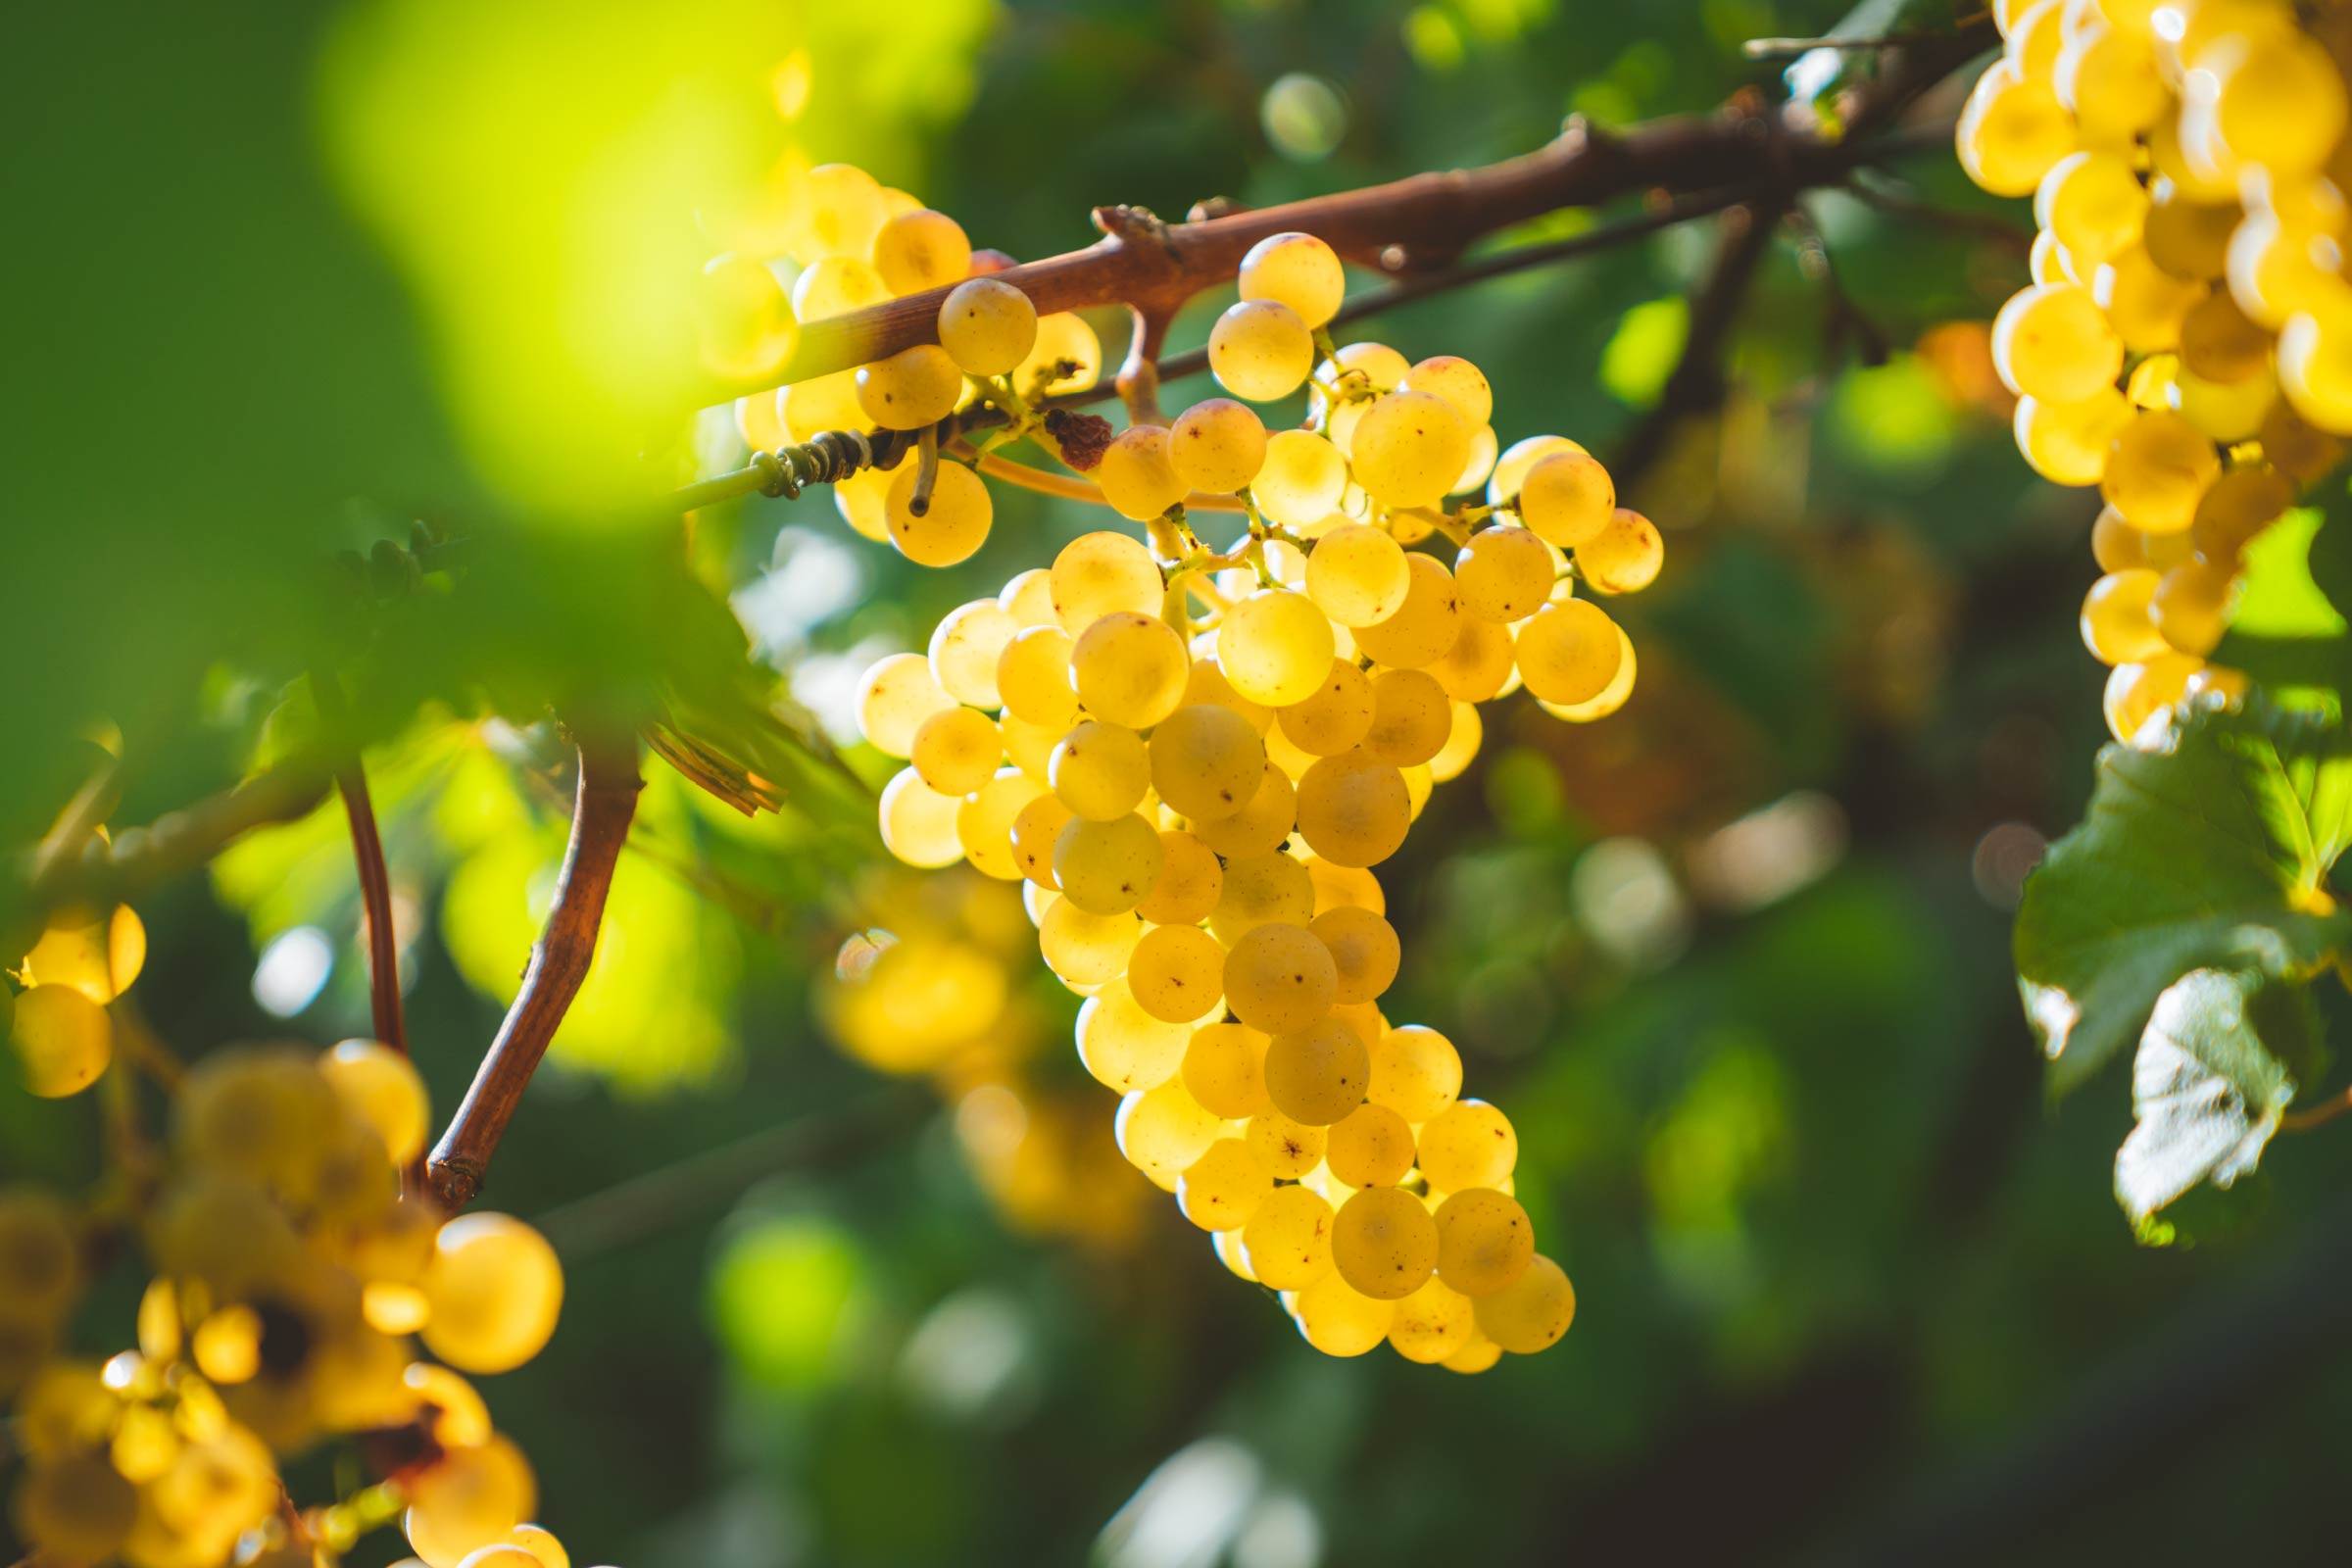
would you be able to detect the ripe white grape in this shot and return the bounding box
[1017,311,1104,395]
[871,208,971,294]
[1247,1110,1328,1178]
[938,277,1038,376]
[1241,1183,1336,1289]
[1304,523,1411,626]
[857,343,962,429]
[1992,282,2127,403]
[997,625,1080,727]
[1253,429,1349,527]
[1417,1100,1518,1192]
[1473,1253,1575,1353]
[1098,425,1189,520]
[1039,899,1142,986]
[1453,524,1554,622]
[1116,1079,1227,1191]
[1577,509,1664,595]
[885,460,992,566]
[1287,1269,1394,1355]
[1332,1186,1438,1299]
[1352,554,1461,669]
[1052,531,1163,633]
[1296,748,1410,866]
[879,768,965,867]
[1263,1014,1369,1124]
[1516,600,1624,705]
[1388,1277,1479,1364]
[1220,589,1336,707]
[1434,1188,1535,1297]
[1127,924,1228,1023]
[1136,830,1224,925]
[1177,1138,1275,1230]
[1367,1024,1461,1123]
[1077,979,1192,1092]
[1326,1102,1415,1187]
[1054,811,1165,914]
[1189,762,1298,857]
[1168,398,1269,492]
[1397,355,1493,426]
[1209,300,1315,401]
[1277,660,1376,756]
[1349,390,1471,509]
[1050,720,1150,821]
[956,769,1042,880]
[1238,231,1346,327]
[1071,611,1190,728]
[1364,668,1451,767]
[1308,906,1398,1004]
[1149,703,1267,820]
[857,653,955,757]
[1224,923,1338,1035]
[909,707,1001,796]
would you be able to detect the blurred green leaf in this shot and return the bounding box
[710,1212,867,1392]
[1599,297,1690,409]
[2114,968,2301,1232]
[2016,699,2352,1098]
[2219,489,2352,713]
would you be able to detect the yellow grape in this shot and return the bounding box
[1098,424,1188,520]
[1296,748,1410,867]
[884,460,992,566]
[2178,291,2273,383]
[1149,703,1267,820]
[10,985,110,1100]
[1078,979,1192,1093]
[1208,299,1315,402]
[1177,1138,1275,1231]
[977,617,1067,723]
[1352,554,1462,670]
[1308,906,1398,1004]
[1364,668,1451,768]
[938,277,1038,376]
[790,163,888,262]
[928,598,1019,709]
[858,653,954,758]
[871,208,971,294]
[1992,282,2127,402]
[1516,600,1622,705]
[1116,1078,1227,1192]
[790,254,889,321]
[1050,720,1150,821]
[1367,1024,1461,1123]
[2151,561,2234,655]
[1183,1020,1271,1118]
[1220,589,1336,707]
[1253,429,1349,527]
[1169,398,1269,493]
[1238,231,1346,328]
[2279,287,2352,432]
[856,344,962,430]
[2095,246,2205,354]
[405,1434,537,1568]
[2014,388,2133,485]
[1417,1100,1518,1192]
[421,1215,563,1374]
[1137,830,1224,925]
[1956,61,2076,198]
[1223,923,1338,1035]
[1332,1186,1438,1299]
[1263,1015,1369,1125]
[1052,530,1163,634]
[1434,1188,1535,1297]
[2034,151,2150,271]
[1054,811,1164,914]
[956,769,1040,880]
[1389,1277,1479,1364]
[1287,1269,1394,1355]
[1189,762,1298,858]
[1070,611,1188,727]
[2261,401,2347,480]
[1206,851,1316,947]
[1349,390,1471,509]
[1428,699,1484,781]
[2056,19,2169,140]
[2143,183,2239,281]
[1247,1110,1328,1178]
[320,1039,430,1166]
[1472,1254,1576,1353]
[1326,1102,1415,1187]
[1127,924,1228,1022]
[2102,410,2222,533]
[1015,311,1103,396]
[2080,569,2170,664]
[1430,615,1515,703]
[2188,28,2348,180]
[1039,899,1142,986]
[22,905,145,1004]
[2191,466,2293,561]
[879,768,965,868]
[1578,508,1664,595]
[909,707,1001,796]
[1241,1184,1336,1289]
[1277,660,1377,757]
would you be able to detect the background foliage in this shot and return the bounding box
[11,0,2352,1563]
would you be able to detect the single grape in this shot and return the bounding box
[1296,748,1410,867]
[1224,923,1339,1035]
[1417,1100,1518,1193]
[421,1214,563,1374]
[1168,398,1269,493]
[1127,924,1229,1022]
[1209,299,1315,401]
[1332,1186,1438,1299]
[1241,1183,1336,1289]
[871,208,971,294]
[1238,231,1346,327]
[1177,1138,1275,1231]
[1137,830,1225,925]
[1263,1015,1369,1125]
[1472,1253,1575,1353]
[938,277,1038,376]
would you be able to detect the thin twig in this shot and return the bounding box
[425,735,643,1211]
[28,759,333,915]
[312,665,407,1055]
[958,446,1250,514]
[533,1089,931,1260]
[1844,173,2034,255]
[2281,1085,2352,1133]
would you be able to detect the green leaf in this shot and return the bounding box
[1599,297,1690,409]
[2214,494,2352,712]
[2114,968,2300,1228]
[2015,698,2352,1097]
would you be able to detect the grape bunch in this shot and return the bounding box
[715,163,1667,1365]
[1956,0,2352,740]
[6,909,590,1566]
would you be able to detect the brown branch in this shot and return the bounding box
[710,17,1990,405]
[425,735,643,1210]
[311,666,407,1055]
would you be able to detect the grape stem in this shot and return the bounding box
[310,662,409,1059]
[425,733,643,1211]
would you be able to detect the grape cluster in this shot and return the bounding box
[6,900,590,1567]
[1957,0,2352,740]
[730,174,1667,1362]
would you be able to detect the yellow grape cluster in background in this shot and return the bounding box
[5,893,595,1568]
[1957,0,2352,739]
[823,867,1153,1251]
[736,145,1668,1363]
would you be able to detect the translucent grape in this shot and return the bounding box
[1296,748,1410,867]
[856,344,963,430]
[320,1039,430,1166]
[1389,1277,1479,1365]
[1434,1188,1535,1298]
[1220,589,1336,707]
[927,599,1018,710]
[1453,524,1554,622]
[1417,1100,1518,1192]
[1189,762,1298,858]
[1308,906,1398,1004]
[1224,923,1338,1035]
[791,163,887,261]
[2079,569,2169,663]
[2015,388,2132,485]
[1052,531,1163,633]
[1577,508,1664,595]
[10,984,110,1099]
[1247,1111,1328,1178]
[1072,611,1190,728]
[1010,793,1075,887]
[1206,853,1316,948]
[1332,1186,1438,1299]
[1263,1015,1369,1125]
[909,707,1001,796]
[1238,231,1346,327]
[790,254,889,320]
[421,1214,563,1374]
[1992,282,2127,402]
[1288,1269,1395,1355]
[2280,291,2352,432]
[1349,390,1471,509]
[1054,811,1164,913]
[1077,980,1191,1092]
[870,208,971,294]
[1430,615,1515,703]
[997,626,1080,728]
[1956,61,2075,197]
[1168,398,1268,492]
[1015,311,1103,397]
[1473,1253,1575,1353]
[1137,830,1225,925]
[1208,299,1315,402]
[1127,924,1228,1022]
[1254,429,1349,527]
[884,460,991,566]
[1241,1183,1336,1289]
[1050,720,1150,821]
[1116,1079,1226,1191]
[2151,561,2234,655]
[2034,152,2149,272]
[1368,1024,1462,1123]
[1304,523,1411,626]
[938,277,1038,376]
[1364,668,1450,767]
[956,769,1041,880]
[1516,600,1623,705]
[2102,410,2222,533]
[1039,900,1142,986]
[1326,1102,1415,1187]
[1276,660,1375,757]
[1177,1138,1274,1231]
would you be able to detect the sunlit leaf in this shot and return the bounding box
[2114,968,2300,1230]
